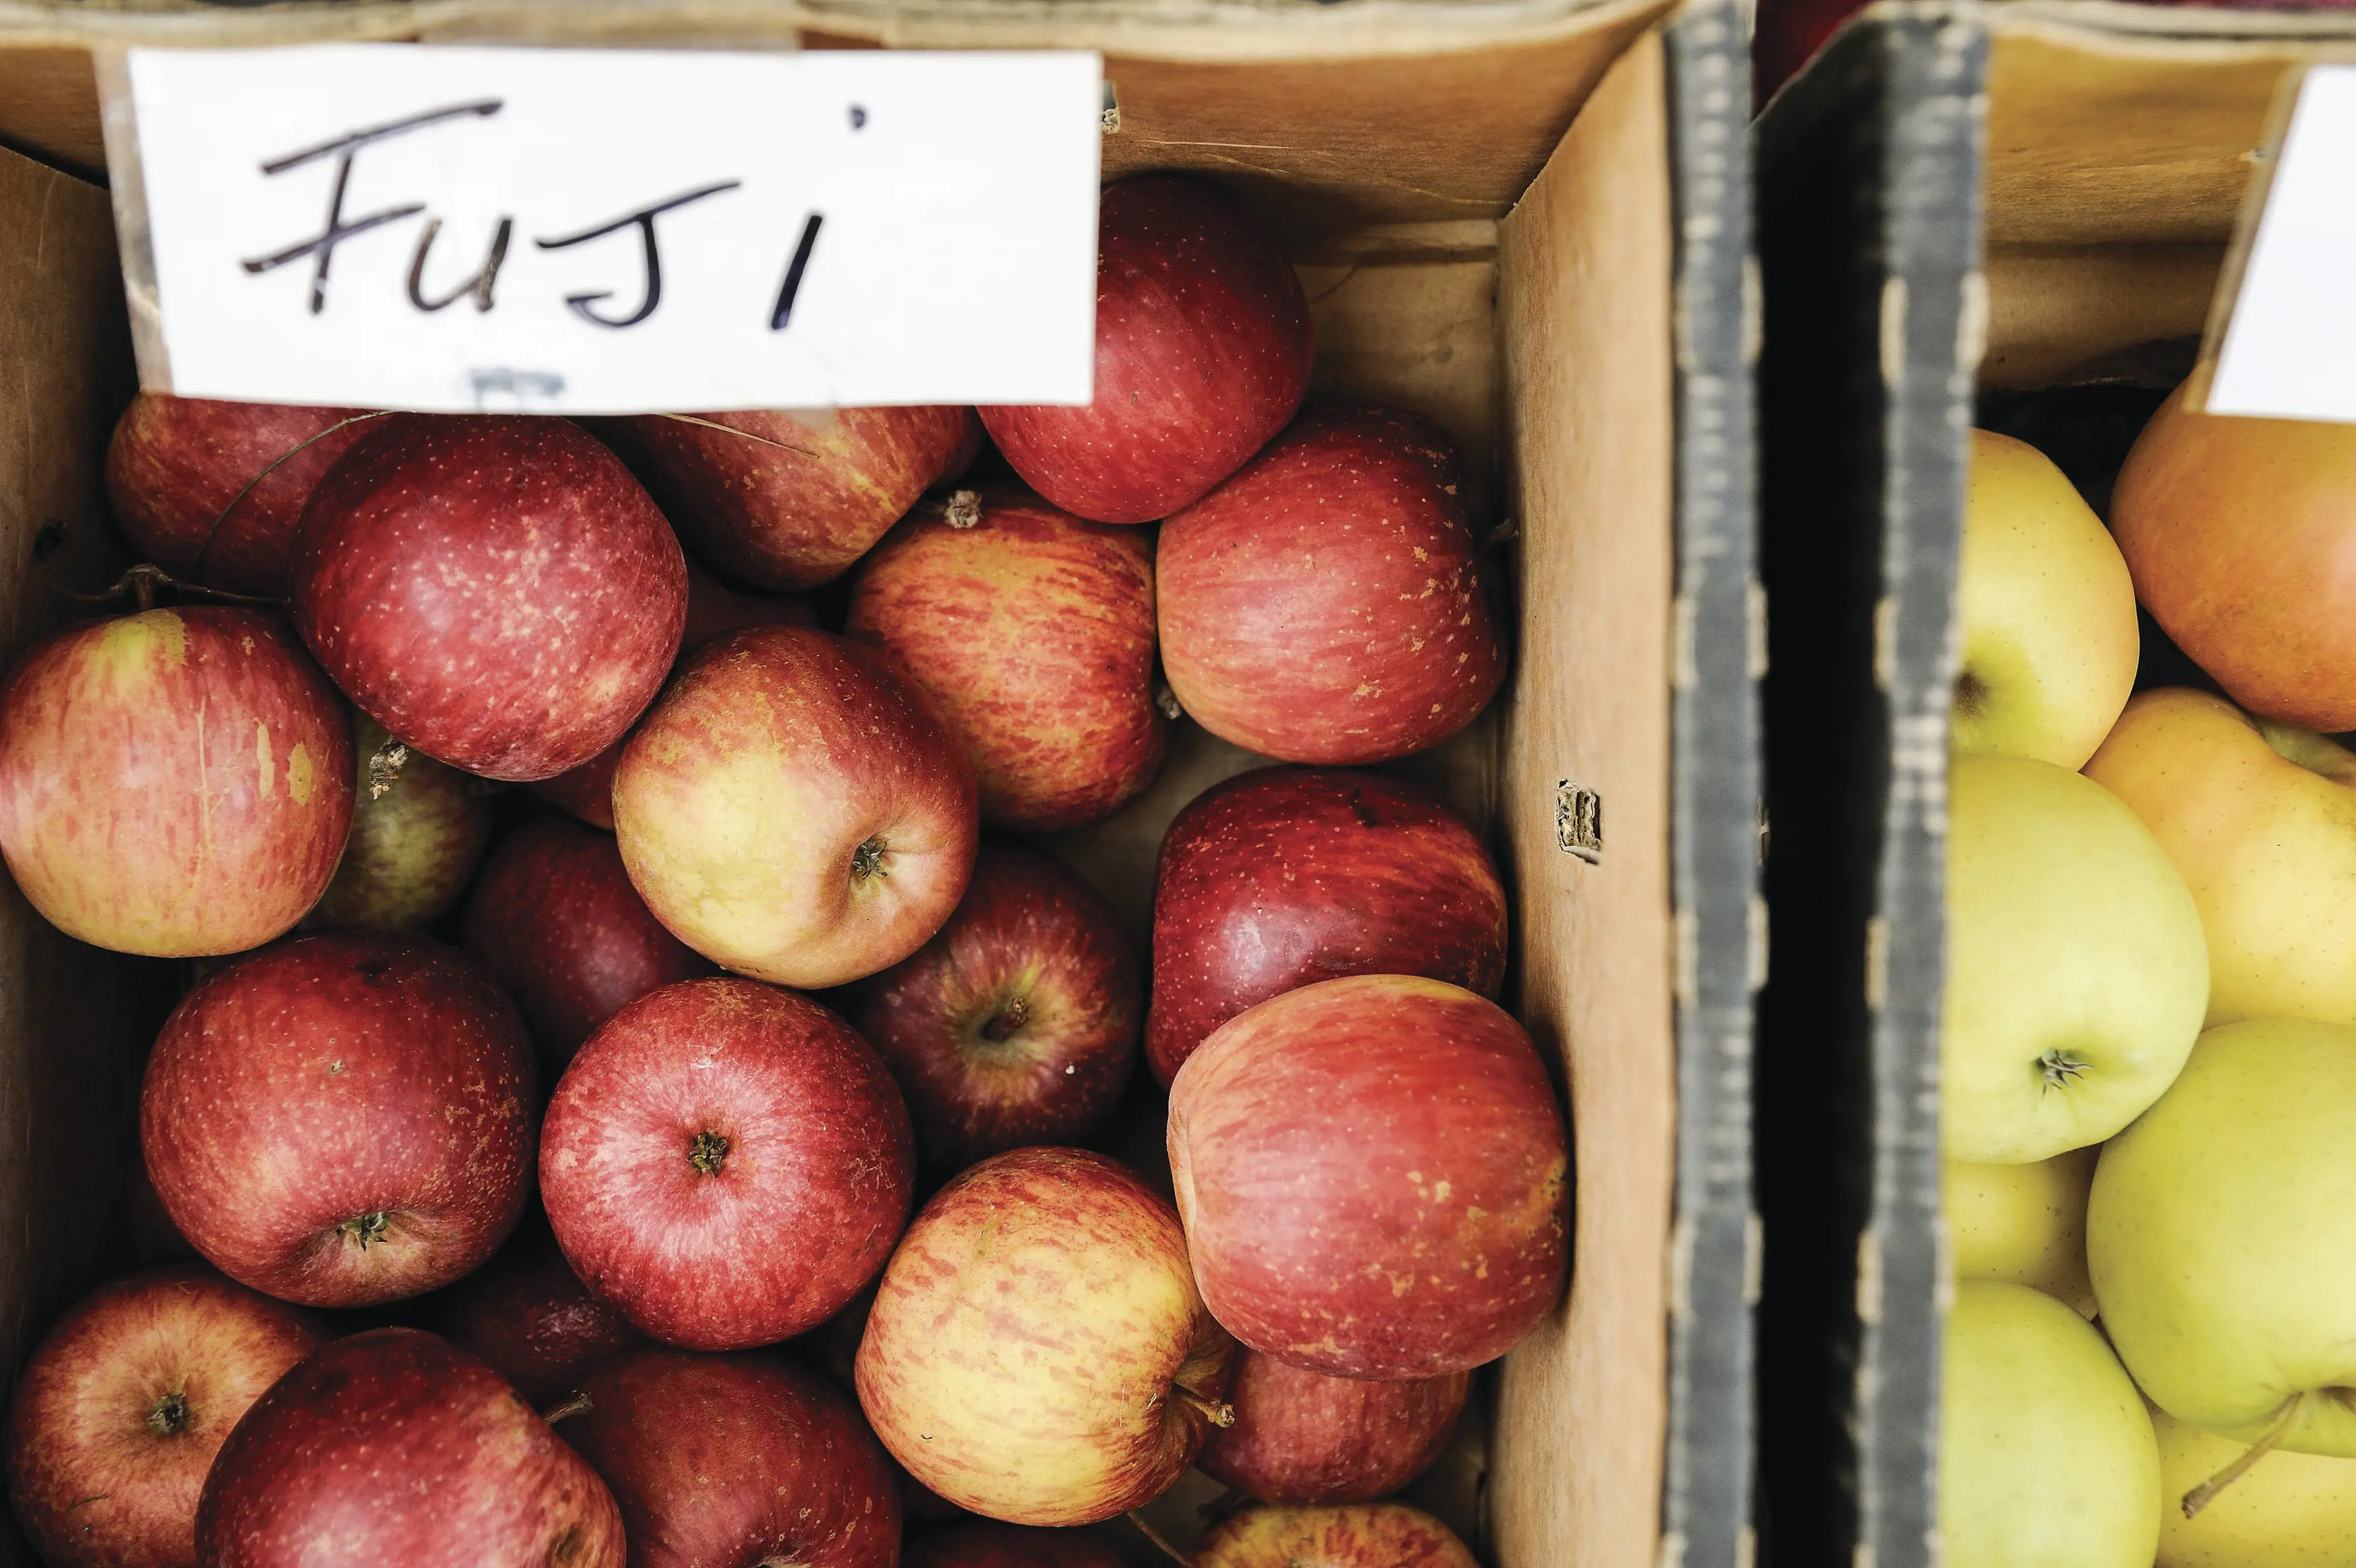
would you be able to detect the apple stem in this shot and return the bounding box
[191,410,396,581]
[1125,1509,1194,1567]
[649,413,823,461]
[538,1391,594,1425]
[2183,1391,2304,1518]
[1172,1385,1237,1429]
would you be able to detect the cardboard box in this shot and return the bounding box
[0,4,1756,1563]
[1757,6,2356,1563]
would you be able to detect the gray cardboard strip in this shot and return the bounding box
[1755,7,1986,1565]
[1663,0,1760,1562]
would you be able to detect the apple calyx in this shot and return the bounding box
[2036,1048,2090,1092]
[2182,1389,2306,1517]
[851,836,890,884]
[688,1129,731,1176]
[1953,668,1991,723]
[366,736,411,800]
[1169,1384,1237,1429]
[336,1210,394,1250]
[943,489,982,530]
[146,1388,192,1437]
[979,995,1032,1044]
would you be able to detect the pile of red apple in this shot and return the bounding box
[0,174,1565,1568]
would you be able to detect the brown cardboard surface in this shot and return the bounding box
[1495,30,1675,1568]
[1981,240,2222,387]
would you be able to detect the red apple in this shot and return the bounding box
[426,1219,643,1405]
[844,485,1167,832]
[195,1328,624,1568]
[528,560,815,831]
[459,813,712,1073]
[1196,1350,1468,1504]
[981,177,1311,525]
[290,413,687,781]
[105,393,372,596]
[842,842,1140,1169]
[141,931,538,1307]
[1196,1503,1477,1568]
[564,1348,900,1568]
[307,717,494,933]
[595,406,980,590]
[1146,767,1506,1085]
[0,606,353,957]
[1156,404,1504,765]
[854,1147,1235,1526]
[613,626,978,988]
[541,977,914,1350]
[904,1522,1125,1568]
[4,1266,325,1568]
[1167,975,1567,1380]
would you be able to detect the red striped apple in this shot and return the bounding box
[105,394,371,596]
[141,931,537,1307]
[540,977,914,1350]
[1197,1503,1478,1568]
[290,413,686,782]
[528,560,814,830]
[307,717,493,933]
[1158,404,1504,765]
[195,1328,624,1568]
[4,1266,325,1568]
[905,1522,1125,1567]
[1198,1349,1468,1504]
[459,813,712,1073]
[427,1219,643,1405]
[0,606,352,957]
[982,177,1311,525]
[845,485,1167,832]
[843,842,1141,1169]
[595,406,979,590]
[565,1348,901,1568]
[613,626,978,989]
[1147,766,1506,1085]
[854,1147,1235,1526]
[1167,975,1567,1379]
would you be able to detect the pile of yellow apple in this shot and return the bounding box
[1942,372,2356,1568]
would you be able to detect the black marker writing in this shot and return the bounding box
[408,217,512,313]
[771,213,825,331]
[241,99,502,314]
[534,182,741,329]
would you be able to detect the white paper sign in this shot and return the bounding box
[2209,65,2356,423]
[114,45,1102,413]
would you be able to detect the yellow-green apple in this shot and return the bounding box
[1938,1280,2159,1568]
[1951,429,2138,769]
[459,813,712,1073]
[1944,1148,2096,1314]
[540,977,914,1350]
[1195,1503,1478,1568]
[1157,403,1503,767]
[0,606,353,957]
[1941,751,2208,1162]
[425,1218,644,1405]
[105,393,371,596]
[594,406,979,590]
[2090,1018,2356,1458]
[980,175,1311,526]
[905,1522,1124,1567]
[3,1266,324,1568]
[195,1328,623,1568]
[307,717,493,933]
[1167,974,1566,1379]
[844,485,1166,832]
[613,625,978,988]
[2112,367,2356,731]
[2154,1405,2356,1567]
[1146,766,1506,1085]
[842,841,1140,1170]
[564,1348,900,1568]
[853,1147,1236,1526]
[2087,687,2356,1030]
[140,931,537,1307]
[291,413,686,782]
[1197,1349,1468,1504]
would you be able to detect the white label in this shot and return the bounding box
[2210,65,2356,423]
[118,45,1102,413]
